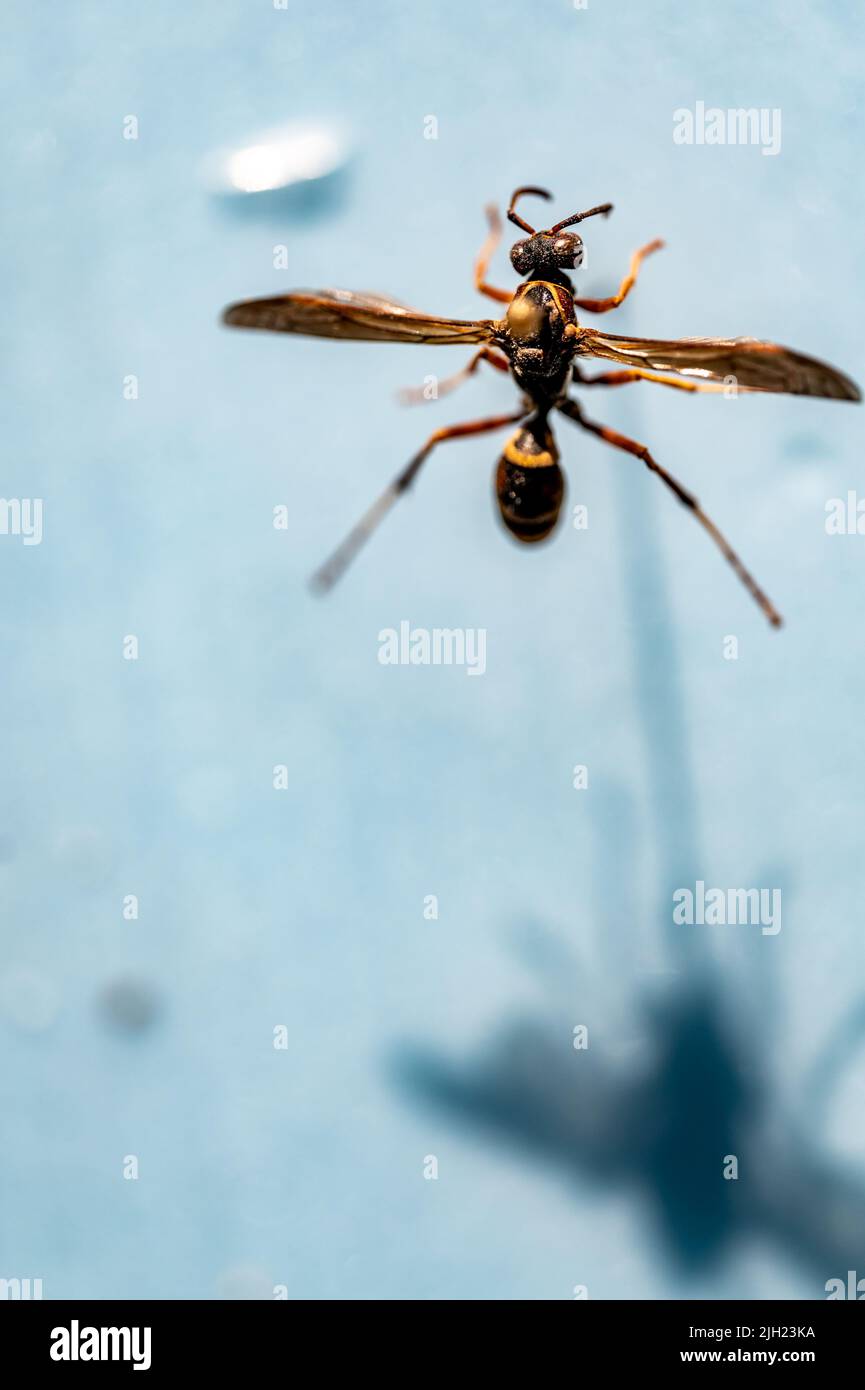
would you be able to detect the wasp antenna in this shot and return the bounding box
[551,202,614,233]
[507,185,552,234]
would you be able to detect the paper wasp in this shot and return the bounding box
[223,186,860,626]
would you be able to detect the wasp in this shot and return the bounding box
[223,186,860,626]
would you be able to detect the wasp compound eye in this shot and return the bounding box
[552,233,583,267]
[510,239,534,275]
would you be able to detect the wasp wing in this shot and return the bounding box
[222,287,499,346]
[576,327,860,401]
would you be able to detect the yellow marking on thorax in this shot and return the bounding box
[506,285,544,340]
[535,280,570,323]
[506,280,573,341]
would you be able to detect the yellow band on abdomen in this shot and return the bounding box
[503,436,556,469]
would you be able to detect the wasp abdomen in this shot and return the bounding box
[495,422,564,543]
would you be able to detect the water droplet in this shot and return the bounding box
[201,121,350,200]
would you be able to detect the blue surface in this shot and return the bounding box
[2,0,864,1299]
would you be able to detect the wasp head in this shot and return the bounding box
[505,187,612,279]
[510,230,584,276]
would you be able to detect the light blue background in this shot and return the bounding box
[2,0,863,1299]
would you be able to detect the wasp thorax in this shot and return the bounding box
[510,231,584,275]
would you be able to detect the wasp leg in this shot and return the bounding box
[558,397,782,628]
[474,204,514,305]
[572,364,730,394]
[397,346,510,405]
[573,238,664,314]
[312,409,526,592]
